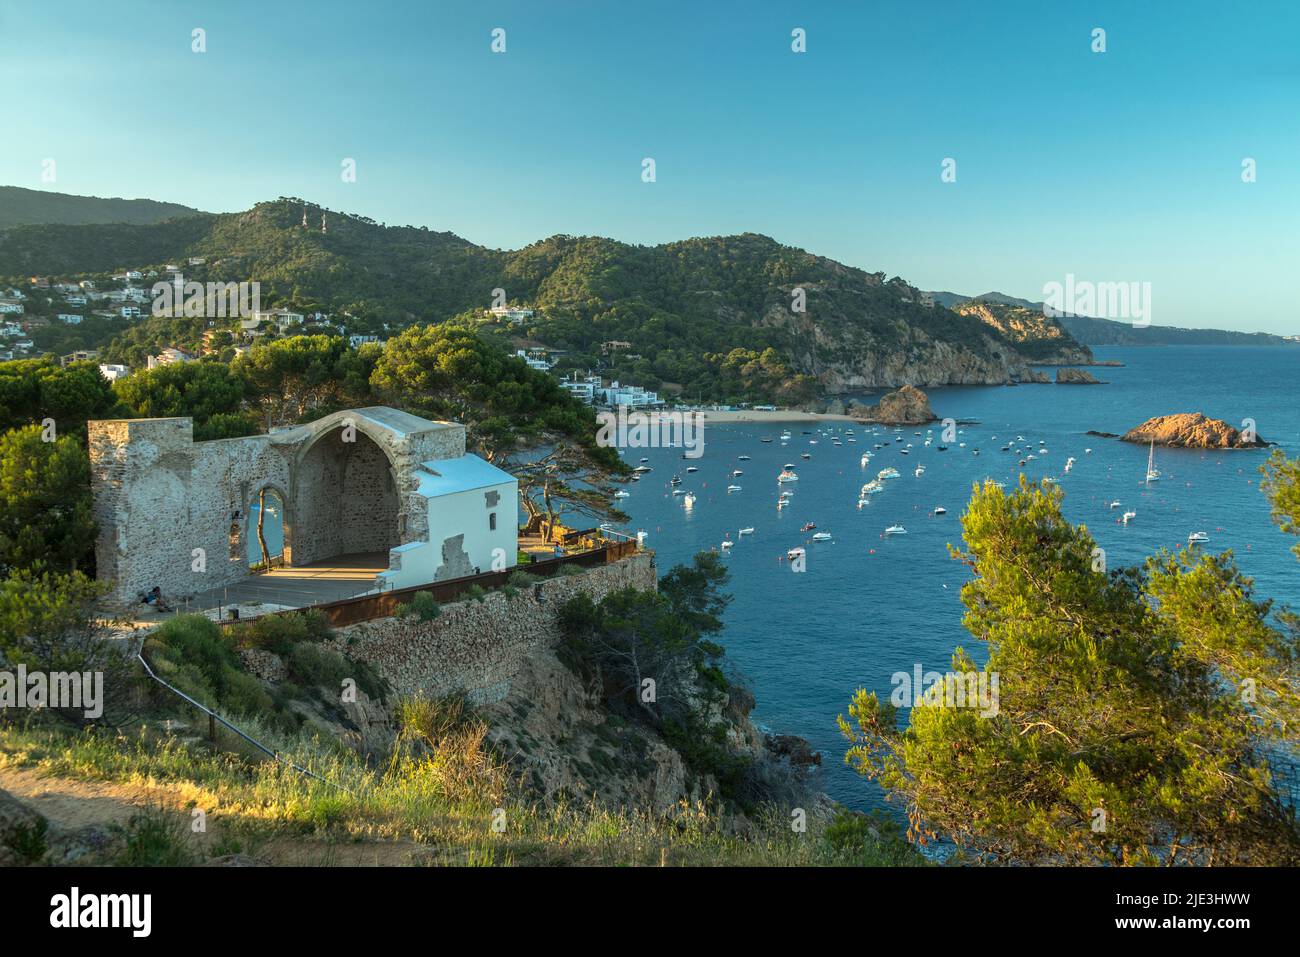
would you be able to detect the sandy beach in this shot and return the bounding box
[648,409,858,424]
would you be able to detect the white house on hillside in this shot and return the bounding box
[378,453,518,591]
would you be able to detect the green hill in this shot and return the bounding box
[0,197,1093,400]
[0,186,203,230]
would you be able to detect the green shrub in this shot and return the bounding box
[287,643,352,688]
[396,591,440,621]
[286,644,386,701]
[222,670,276,717]
[231,611,328,655]
[115,805,197,867]
[460,584,488,603]
[148,615,238,698]
[507,571,543,588]
[3,817,48,865]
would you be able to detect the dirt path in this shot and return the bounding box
[0,765,432,866]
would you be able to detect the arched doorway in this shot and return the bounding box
[293,425,401,567]
[247,487,288,569]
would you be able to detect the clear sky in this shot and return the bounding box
[3,0,1297,332]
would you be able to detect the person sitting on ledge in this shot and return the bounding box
[139,586,172,614]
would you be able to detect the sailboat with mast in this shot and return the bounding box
[1145,439,1161,484]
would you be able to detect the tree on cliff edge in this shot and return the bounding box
[839,474,1300,865]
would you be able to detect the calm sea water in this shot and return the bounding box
[611,346,1300,812]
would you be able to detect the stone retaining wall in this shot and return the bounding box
[325,553,657,704]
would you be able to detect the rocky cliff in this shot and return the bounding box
[1056,368,1102,384]
[1121,413,1268,448]
[952,300,1095,365]
[479,648,822,817]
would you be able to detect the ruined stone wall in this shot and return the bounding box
[88,408,466,608]
[326,553,658,704]
[89,418,295,606]
[340,437,399,554]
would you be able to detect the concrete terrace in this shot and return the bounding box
[168,552,390,621]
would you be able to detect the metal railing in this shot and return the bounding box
[135,652,352,794]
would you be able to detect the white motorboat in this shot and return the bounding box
[811,532,832,542]
[633,465,652,473]
[777,468,799,483]
[932,506,946,516]
[1122,511,1136,525]
[861,454,872,467]
[786,546,805,560]
[614,490,630,499]
[727,484,742,492]
[914,465,926,477]
[857,498,870,509]
[672,489,686,496]
[732,469,744,476]
[1064,457,1075,472]
[683,493,695,508]
[1188,531,1210,544]
[862,480,884,494]
[884,525,907,536]
[720,539,733,549]
[877,467,901,480]
[1109,500,1121,509]
[777,498,789,510]
[686,466,699,473]
[738,527,754,536]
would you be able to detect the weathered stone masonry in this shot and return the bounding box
[88,408,464,607]
[326,553,658,704]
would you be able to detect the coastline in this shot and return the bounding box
[646,409,858,424]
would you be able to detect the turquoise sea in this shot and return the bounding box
[610,346,1300,812]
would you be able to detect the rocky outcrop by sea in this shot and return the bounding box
[1056,368,1102,384]
[849,385,936,425]
[1121,413,1268,448]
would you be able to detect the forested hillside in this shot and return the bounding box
[0,197,1095,400]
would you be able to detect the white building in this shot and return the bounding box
[98,363,130,382]
[57,313,84,324]
[377,453,518,591]
[599,380,661,408]
[121,306,143,319]
[349,334,380,348]
[486,305,535,323]
[147,348,194,369]
[0,300,24,315]
[514,349,552,372]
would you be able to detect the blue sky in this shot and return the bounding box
[3,0,1297,332]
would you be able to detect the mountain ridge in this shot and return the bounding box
[0,186,204,230]
[929,289,1295,347]
[0,192,1091,397]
